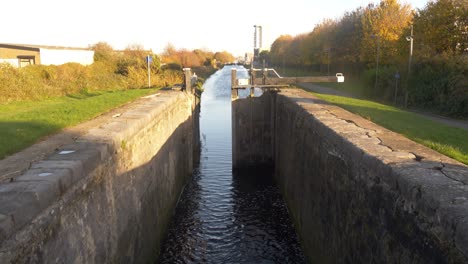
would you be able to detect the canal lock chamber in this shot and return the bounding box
[159,66,468,263]
[231,85,468,263]
[3,66,464,264]
[157,67,306,263]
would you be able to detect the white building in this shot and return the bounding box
[0,43,94,67]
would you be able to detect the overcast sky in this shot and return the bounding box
[1,0,428,57]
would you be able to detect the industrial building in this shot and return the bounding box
[0,43,94,67]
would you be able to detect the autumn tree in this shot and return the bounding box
[270,35,293,66]
[214,51,235,64]
[333,8,365,73]
[124,43,147,59]
[360,0,413,66]
[269,34,310,68]
[89,42,118,76]
[406,0,468,116]
[285,35,308,67]
[412,0,467,57]
[161,43,180,66]
[266,0,466,115]
[302,20,337,70]
[193,49,215,66]
[115,43,159,76]
[161,44,219,68]
[175,49,197,67]
[91,42,114,62]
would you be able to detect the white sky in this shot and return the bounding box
[1,0,428,57]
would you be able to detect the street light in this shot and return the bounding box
[371,34,380,91]
[406,25,414,74]
[404,24,414,108]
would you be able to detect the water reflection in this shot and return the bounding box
[157,66,305,263]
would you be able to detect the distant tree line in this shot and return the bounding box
[160,43,235,69]
[0,42,234,103]
[266,0,467,117]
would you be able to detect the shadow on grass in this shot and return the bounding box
[66,91,102,100]
[0,121,63,160]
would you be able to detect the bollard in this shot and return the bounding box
[231,68,238,99]
[183,68,192,94]
[191,73,198,87]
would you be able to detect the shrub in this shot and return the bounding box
[361,69,378,98]
[127,66,148,88]
[0,63,21,102]
[361,66,401,102]
[0,44,216,104]
[157,70,184,87]
[409,55,468,117]
[87,61,126,91]
[163,63,182,71]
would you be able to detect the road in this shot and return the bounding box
[298,82,468,131]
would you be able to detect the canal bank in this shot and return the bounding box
[232,86,468,263]
[0,91,199,263]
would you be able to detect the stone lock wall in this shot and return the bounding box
[232,89,468,263]
[0,91,198,263]
[231,92,276,169]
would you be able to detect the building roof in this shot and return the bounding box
[0,43,39,52]
[0,43,91,51]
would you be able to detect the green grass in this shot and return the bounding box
[308,92,468,165]
[276,67,323,77]
[0,88,158,159]
[317,78,367,98]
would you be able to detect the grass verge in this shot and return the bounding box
[276,68,323,77]
[317,78,367,98]
[0,88,158,159]
[307,91,468,165]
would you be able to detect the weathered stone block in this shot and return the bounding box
[31,160,84,183]
[0,180,59,237]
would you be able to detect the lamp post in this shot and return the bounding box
[371,34,380,91]
[405,24,414,108]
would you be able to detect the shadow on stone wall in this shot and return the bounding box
[273,90,468,263]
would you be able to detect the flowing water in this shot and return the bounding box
[157,66,306,263]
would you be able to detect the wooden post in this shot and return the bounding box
[231,68,238,99]
[183,68,192,93]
